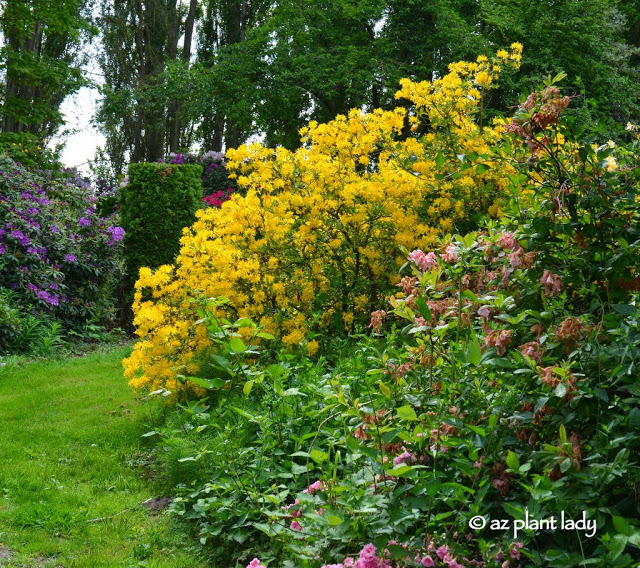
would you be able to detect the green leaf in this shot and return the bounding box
[628,532,640,546]
[396,405,418,421]
[210,354,231,370]
[506,451,520,471]
[551,71,567,84]
[435,152,446,167]
[466,424,486,437]
[243,380,254,396]
[629,408,640,427]
[476,163,490,174]
[231,406,259,421]
[534,396,549,414]
[461,289,478,302]
[485,358,514,369]
[612,304,637,316]
[257,332,276,340]
[186,376,212,389]
[386,465,414,477]
[290,451,310,458]
[283,388,306,397]
[381,428,403,443]
[290,464,307,476]
[519,463,531,474]
[554,383,567,398]
[229,337,247,353]
[387,545,410,560]
[187,376,225,389]
[267,364,284,378]
[379,381,392,399]
[440,482,474,495]
[465,339,482,366]
[612,516,633,537]
[609,534,628,560]
[415,296,432,321]
[309,449,329,464]
[327,515,344,525]
[559,424,567,443]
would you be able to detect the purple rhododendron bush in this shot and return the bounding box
[0,155,124,351]
[131,73,640,567]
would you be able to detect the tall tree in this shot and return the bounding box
[479,0,639,131]
[195,0,272,151]
[380,0,489,92]
[0,0,93,145]
[94,0,640,175]
[210,0,386,149]
[97,0,198,171]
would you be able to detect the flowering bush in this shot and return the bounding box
[144,78,640,567]
[164,227,640,567]
[124,46,523,393]
[503,79,640,309]
[0,156,124,332]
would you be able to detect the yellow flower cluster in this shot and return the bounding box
[123,48,522,393]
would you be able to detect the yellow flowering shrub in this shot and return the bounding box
[123,46,522,393]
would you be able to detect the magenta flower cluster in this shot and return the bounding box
[202,187,234,208]
[321,543,391,568]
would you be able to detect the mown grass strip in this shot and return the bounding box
[0,346,207,567]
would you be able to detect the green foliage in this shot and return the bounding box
[480,0,639,134]
[0,288,21,353]
[94,0,640,163]
[96,0,201,171]
[10,313,66,357]
[503,81,640,309]
[0,134,62,170]
[151,234,640,566]
[119,162,203,285]
[158,150,241,206]
[0,0,95,140]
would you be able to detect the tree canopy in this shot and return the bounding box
[2,0,638,174]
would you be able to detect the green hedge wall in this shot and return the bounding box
[120,162,203,286]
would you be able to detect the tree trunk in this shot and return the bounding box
[169,0,198,153]
[3,19,43,134]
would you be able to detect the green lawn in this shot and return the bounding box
[0,346,207,567]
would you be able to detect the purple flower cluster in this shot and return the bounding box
[9,229,30,247]
[107,225,125,244]
[0,157,126,327]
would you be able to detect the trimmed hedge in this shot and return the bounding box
[119,162,203,284]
